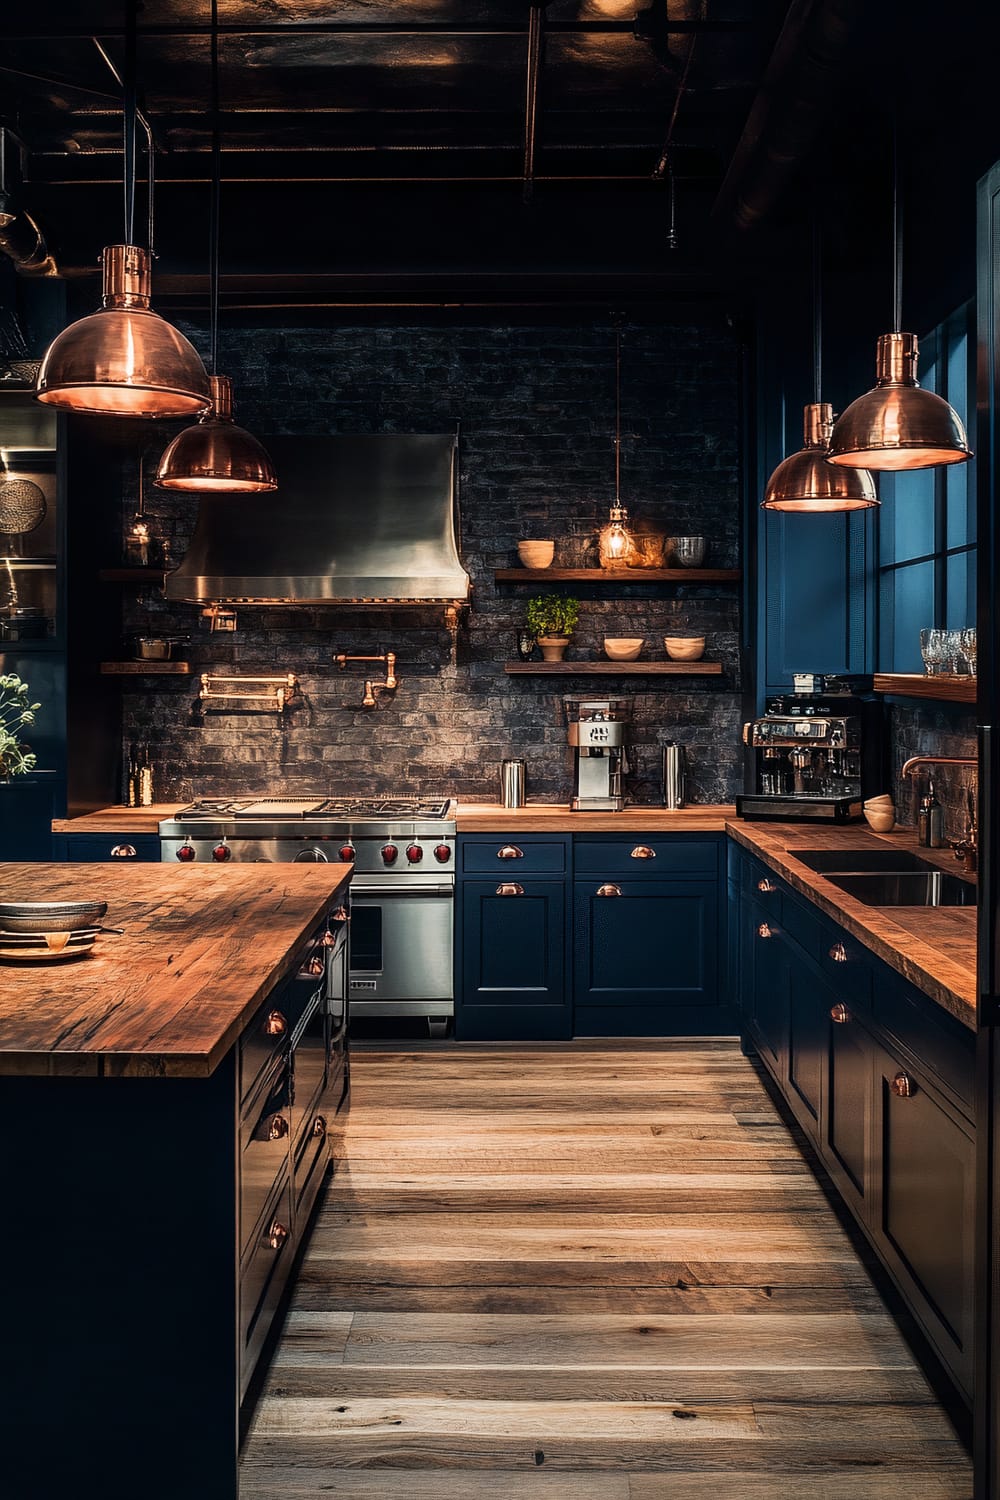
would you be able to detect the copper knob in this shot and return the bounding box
[757,878,777,893]
[312,1115,328,1138]
[330,906,349,926]
[830,1003,850,1024]
[597,883,622,897]
[264,1009,287,1037]
[828,942,848,963]
[268,1114,290,1140]
[304,952,325,977]
[757,922,773,939]
[110,843,138,859]
[267,1219,290,1250]
[631,845,656,859]
[891,1072,915,1098]
[497,844,524,859]
[496,882,524,896]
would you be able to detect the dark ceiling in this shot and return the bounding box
[1,2,998,310]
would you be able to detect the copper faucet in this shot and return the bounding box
[900,756,977,873]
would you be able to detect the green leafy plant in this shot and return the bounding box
[0,674,41,778]
[525,593,580,639]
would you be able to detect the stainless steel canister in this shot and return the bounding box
[501,759,526,809]
[663,742,684,809]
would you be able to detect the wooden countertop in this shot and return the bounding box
[728,823,977,1031]
[455,803,736,832]
[52,805,184,835]
[0,862,351,1079]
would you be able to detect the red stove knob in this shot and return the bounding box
[433,843,451,863]
[381,844,399,864]
[406,843,424,863]
[339,844,356,862]
[176,841,197,862]
[212,842,232,862]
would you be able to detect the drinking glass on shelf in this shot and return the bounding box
[920,628,946,676]
[961,626,977,676]
[943,629,964,675]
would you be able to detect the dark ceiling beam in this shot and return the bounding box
[0,19,754,41]
[711,0,868,233]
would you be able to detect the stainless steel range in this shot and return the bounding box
[159,796,455,1022]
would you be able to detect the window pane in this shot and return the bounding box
[946,551,976,630]
[884,469,936,562]
[946,325,974,548]
[887,560,935,673]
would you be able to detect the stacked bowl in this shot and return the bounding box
[0,900,108,962]
[862,794,896,832]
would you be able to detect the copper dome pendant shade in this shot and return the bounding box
[156,0,275,494]
[762,402,877,512]
[157,375,277,492]
[827,331,972,471]
[36,246,210,419]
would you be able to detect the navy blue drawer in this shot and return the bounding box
[461,837,567,874]
[56,833,161,862]
[574,837,719,878]
[872,975,974,1116]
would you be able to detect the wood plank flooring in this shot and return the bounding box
[240,1041,973,1498]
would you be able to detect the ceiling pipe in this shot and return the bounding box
[522,4,545,204]
[0,19,752,40]
[711,0,868,234]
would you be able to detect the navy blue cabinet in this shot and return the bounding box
[52,832,161,862]
[457,872,570,1041]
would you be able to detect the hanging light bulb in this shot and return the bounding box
[35,4,209,418]
[828,128,971,472]
[598,325,636,568]
[763,215,877,512]
[155,0,275,492]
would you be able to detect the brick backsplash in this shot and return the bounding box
[117,316,743,806]
[889,701,978,842]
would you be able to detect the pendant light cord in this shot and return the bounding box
[123,0,137,245]
[892,113,903,332]
[209,0,221,377]
[614,325,622,507]
[812,207,822,406]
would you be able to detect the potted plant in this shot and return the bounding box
[525,594,580,662]
[0,673,40,780]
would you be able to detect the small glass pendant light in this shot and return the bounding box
[598,326,636,568]
[155,0,275,493]
[35,3,209,418]
[763,216,877,512]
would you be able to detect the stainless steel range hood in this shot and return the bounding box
[164,433,470,606]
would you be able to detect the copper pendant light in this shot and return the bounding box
[156,0,276,493]
[762,218,877,512]
[828,131,972,472]
[35,4,209,419]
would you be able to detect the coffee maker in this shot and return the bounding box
[737,674,883,822]
[564,696,630,812]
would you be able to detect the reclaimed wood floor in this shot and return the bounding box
[239,1041,973,1499]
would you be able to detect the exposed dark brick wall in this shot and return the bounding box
[889,701,977,841]
[117,316,742,806]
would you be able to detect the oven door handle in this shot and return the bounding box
[349,882,454,898]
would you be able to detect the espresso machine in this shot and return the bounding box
[737,675,883,822]
[564,696,630,812]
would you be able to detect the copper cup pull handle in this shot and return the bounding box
[330,906,350,925]
[267,1219,290,1251]
[312,1115,328,1138]
[757,922,773,939]
[757,878,777,893]
[891,1072,915,1098]
[496,882,524,896]
[830,1003,850,1024]
[267,1113,290,1141]
[264,1009,288,1037]
[497,845,524,860]
[597,883,623,897]
[302,952,325,977]
[631,845,656,859]
[110,843,137,859]
[828,942,848,963]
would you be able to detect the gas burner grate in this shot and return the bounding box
[313,797,451,818]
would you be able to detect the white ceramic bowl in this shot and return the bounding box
[664,636,706,661]
[603,637,644,661]
[518,540,555,569]
[863,806,896,832]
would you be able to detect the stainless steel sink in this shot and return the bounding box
[792,849,933,874]
[825,871,976,907]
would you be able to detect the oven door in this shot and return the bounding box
[348,879,454,1015]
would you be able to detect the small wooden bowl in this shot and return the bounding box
[664,636,706,661]
[603,637,644,661]
[863,806,896,832]
[518,540,555,569]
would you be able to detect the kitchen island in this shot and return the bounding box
[0,861,352,1500]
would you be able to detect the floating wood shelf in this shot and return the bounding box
[505,661,723,676]
[98,568,168,583]
[100,661,191,675]
[495,568,740,583]
[873,673,976,704]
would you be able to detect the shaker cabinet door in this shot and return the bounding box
[457,879,569,1040]
[746,905,789,1076]
[822,999,873,1223]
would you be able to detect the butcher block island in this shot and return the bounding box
[0,861,352,1500]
